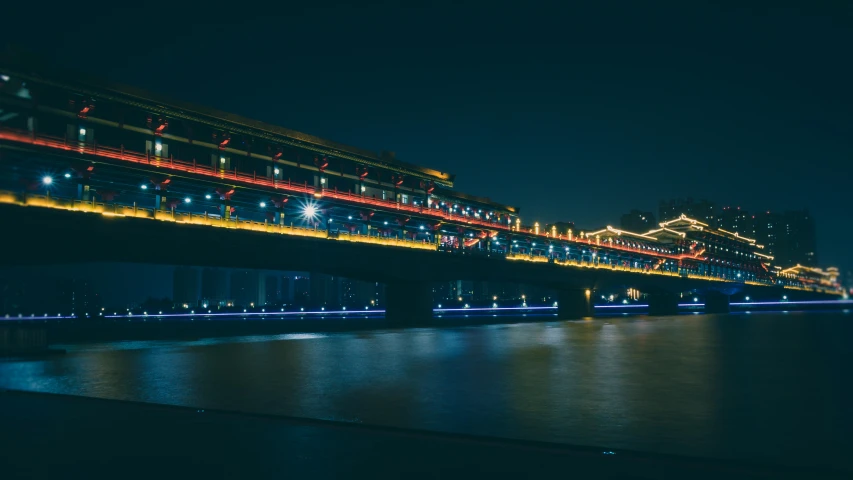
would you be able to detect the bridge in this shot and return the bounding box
[0,57,843,324]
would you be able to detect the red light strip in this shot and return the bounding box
[0,127,761,267]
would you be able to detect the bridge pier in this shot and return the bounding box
[557,289,593,319]
[385,281,433,325]
[648,293,679,316]
[705,292,730,314]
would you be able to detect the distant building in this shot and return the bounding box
[0,277,77,316]
[265,275,279,305]
[293,275,310,305]
[718,206,754,238]
[351,280,378,307]
[659,198,716,225]
[309,273,335,307]
[778,210,817,267]
[201,268,228,307]
[172,267,199,308]
[71,279,100,316]
[279,276,293,303]
[230,270,265,307]
[619,210,656,233]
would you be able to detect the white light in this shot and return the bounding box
[79,128,86,136]
[320,178,326,184]
[783,295,787,300]
[300,308,304,312]
[155,142,162,151]
[303,204,317,218]
[220,157,226,163]
[259,202,266,208]
[348,215,353,220]
[0,75,8,81]
[205,194,212,199]
[274,168,280,174]
[693,297,698,302]
[64,173,71,178]
[384,221,388,225]
[361,185,366,192]
[493,303,498,308]
[42,176,52,185]
[141,185,148,190]
[419,225,424,230]
[745,296,750,301]
[184,197,191,203]
[437,304,442,308]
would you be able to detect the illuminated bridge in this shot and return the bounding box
[0,57,843,323]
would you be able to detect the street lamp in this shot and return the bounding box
[42,176,53,197]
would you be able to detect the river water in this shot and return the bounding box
[1,311,851,472]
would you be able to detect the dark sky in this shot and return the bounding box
[5,1,852,274]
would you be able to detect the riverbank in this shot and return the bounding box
[0,389,844,480]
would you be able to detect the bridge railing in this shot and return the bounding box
[2,190,436,250]
[0,128,508,232]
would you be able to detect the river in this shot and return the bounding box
[1,311,850,472]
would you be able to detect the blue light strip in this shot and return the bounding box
[5,299,850,321]
[1,315,77,321]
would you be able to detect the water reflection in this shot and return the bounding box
[0,311,850,471]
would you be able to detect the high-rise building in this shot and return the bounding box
[620,210,656,233]
[293,275,310,305]
[351,280,378,307]
[279,276,293,303]
[172,267,199,308]
[201,268,228,307]
[265,275,279,305]
[753,211,782,262]
[71,279,100,316]
[717,207,754,238]
[777,210,817,267]
[230,270,265,307]
[659,198,716,225]
[310,273,334,307]
[0,277,76,315]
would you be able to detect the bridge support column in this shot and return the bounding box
[705,292,730,314]
[557,289,593,319]
[648,293,679,316]
[385,281,433,325]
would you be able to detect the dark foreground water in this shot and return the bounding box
[1,311,851,472]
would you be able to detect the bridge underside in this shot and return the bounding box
[1,204,835,323]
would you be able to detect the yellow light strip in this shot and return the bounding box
[0,191,437,252]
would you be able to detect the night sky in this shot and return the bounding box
[4,1,851,301]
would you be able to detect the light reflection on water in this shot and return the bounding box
[1,311,851,472]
